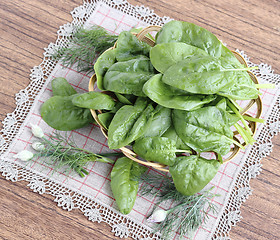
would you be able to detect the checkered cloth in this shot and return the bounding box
[2,2,279,239]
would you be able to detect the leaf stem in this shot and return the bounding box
[227,101,253,135]
[235,123,255,145]
[217,154,223,164]
[243,115,265,123]
[225,136,244,149]
[228,98,244,111]
[234,123,248,145]
[255,83,275,89]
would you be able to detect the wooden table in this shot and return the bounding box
[1,0,279,239]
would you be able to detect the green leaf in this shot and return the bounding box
[172,107,238,155]
[162,56,236,94]
[115,93,134,105]
[218,71,259,100]
[97,112,114,130]
[169,155,221,195]
[143,74,216,110]
[103,56,155,97]
[142,105,172,137]
[111,157,147,214]
[115,31,151,62]
[72,91,116,110]
[155,20,242,68]
[133,137,179,166]
[107,98,150,149]
[150,42,208,73]
[162,125,191,151]
[94,48,116,90]
[127,104,154,142]
[40,95,93,131]
[51,77,77,96]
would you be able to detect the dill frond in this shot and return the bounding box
[52,25,118,73]
[140,173,219,239]
[34,131,122,177]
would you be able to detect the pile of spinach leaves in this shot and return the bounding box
[41,21,262,215]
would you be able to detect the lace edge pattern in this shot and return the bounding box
[0,0,280,239]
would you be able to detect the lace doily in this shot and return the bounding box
[1,1,279,239]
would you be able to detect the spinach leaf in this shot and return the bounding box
[40,95,93,131]
[142,105,171,137]
[162,56,236,94]
[103,56,155,96]
[51,77,77,96]
[97,112,114,130]
[133,137,179,166]
[72,91,116,110]
[172,107,238,155]
[143,74,216,110]
[128,104,154,142]
[134,97,150,109]
[110,102,125,113]
[115,31,151,62]
[162,125,191,151]
[169,155,220,195]
[206,96,227,110]
[155,20,242,68]
[218,71,259,100]
[107,98,150,149]
[150,42,208,73]
[94,48,116,90]
[115,93,134,105]
[111,157,147,214]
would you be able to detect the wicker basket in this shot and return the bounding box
[88,26,263,172]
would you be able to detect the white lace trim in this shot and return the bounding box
[0,1,279,239]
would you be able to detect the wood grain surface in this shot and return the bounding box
[1,0,279,239]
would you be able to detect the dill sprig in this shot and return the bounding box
[33,132,122,177]
[140,173,219,239]
[52,25,118,73]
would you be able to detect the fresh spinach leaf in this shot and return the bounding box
[107,98,150,149]
[115,93,134,105]
[155,20,242,68]
[172,107,238,155]
[72,91,116,110]
[133,137,179,166]
[111,157,147,214]
[115,31,151,62]
[162,124,191,151]
[162,56,236,94]
[94,48,116,90]
[51,77,77,96]
[143,74,216,110]
[169,155,221,195]
[150,42,208,73]
[97,112,114,130]
[40,95,93,131]
[142,105,172,137]
[218,71,259,100]
[103,56,155,96]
